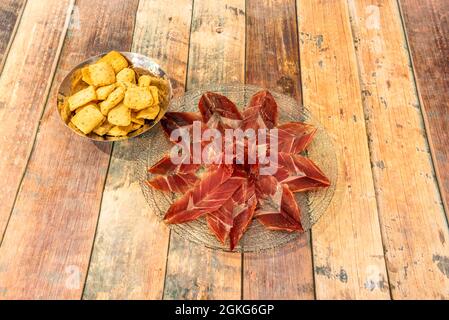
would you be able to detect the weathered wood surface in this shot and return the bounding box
[84,0,193,300]
[0,0,72,242]
[348,0,449,299]
[243,0,314,299]
[0,0,26,72]
[163,0,245,300]
[399,0,449,217]
[0,0,138,299]
[0,0,448,300]
[298,0,390,299]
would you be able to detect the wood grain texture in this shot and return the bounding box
[0,0,72,242]
[297,0,390,299]
[243,0,314,299]
[163,0,245,300]
[0,0,26,72]
[0,0,138,299]
[83,0,193,300]
[399,0,449,217]
[348,0,449,299]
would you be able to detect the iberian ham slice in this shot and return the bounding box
[164,165,245,224]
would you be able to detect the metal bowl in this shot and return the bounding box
[56,52,173,142]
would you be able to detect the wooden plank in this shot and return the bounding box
[0,0,72,242]
[297,0,390,299]
[243,0,314,299]
[399,0,449,217]
[0,0,26,72]
[0,0,139,299]
[348,0,449,299]
[163,0,245,300]
[83,0,193,300]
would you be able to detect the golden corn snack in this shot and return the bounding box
[99,51,128,73]
[88,62,115,87]
[136,105,160,120]
[96,83,116,100]
[107,124,135,137]
[99,86,125,115]
[71,104,105,134]
[138,75,151,87]
[108,103,131,126]
[67,86,97,111]
[124,87,153,110]
[93,120,114,136]
[116,68,136,85]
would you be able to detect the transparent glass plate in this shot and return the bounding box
[136,84,339,252]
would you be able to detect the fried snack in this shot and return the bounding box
[99,86,125,115]
[81,66,94,86]
[58,98,71,124]
[62,51,170,139]
[68,121,83,134]
[108,103,131,126]
[149,76,168,89]
[99,51,128,73]
[116,68,136,85]
[96,83,116,100]
[131,112,145,125]
[131,123,142,131]
[149,86,159,106]
[93,120,114,136]
[124,86,153,110]
[136,105,160,120]
[138,75,151,87]
[88,62,115,87]
[71,69,85,92]
[70,104,105,134]
[107,124,134,137]
[75,102,99,113]
[68,86,97,111]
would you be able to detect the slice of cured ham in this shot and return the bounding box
[164,165,246,224]
[160,112,202,139]
[199,92,243,130]
[274,152,330,192]
[229,182,257,250]
[207,179,257,250]
[147,154,200,193]
[147,173,199,194]
[275,122,317,154]
[243,90,278,130]
[256,183,303,232]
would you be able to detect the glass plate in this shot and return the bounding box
[136,84,339,252]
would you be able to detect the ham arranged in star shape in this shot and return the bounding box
[147,90,330,250]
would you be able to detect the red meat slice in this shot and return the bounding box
[147,173,199,194]
[147,154,200,193]
[199,92,243,130]
[255,175,283,215]
[207,183,247,244]
[229,182,257,250]
[148,154,199,175]
[207,179,257,250]
[160,112,202,139]
[243,90,278,130]
[274,152,330,192]
[257,184,303,232]
[275,122,317,154]
[164,165,245,224]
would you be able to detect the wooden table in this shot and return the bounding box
[0,0,448,300]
